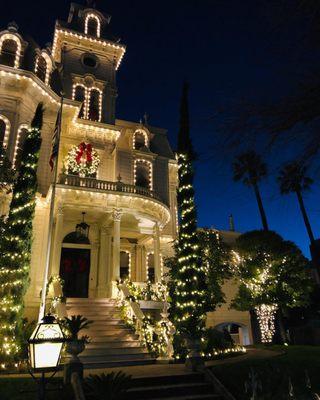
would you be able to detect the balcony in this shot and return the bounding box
[58,174,167,206]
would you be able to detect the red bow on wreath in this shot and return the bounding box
[75,142,93,165]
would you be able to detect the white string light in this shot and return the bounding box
[134,159,153,190]
[0,114,10,149]
[133,129,149,149]
[0,33,21,69]
[84,13,101,38]
[12,124,28,167]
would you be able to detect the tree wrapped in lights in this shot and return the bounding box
[0,103,44,363]
[168,83,209,350]
[0,145,15,192]
[231,230,313,344]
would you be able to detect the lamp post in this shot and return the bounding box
[28,314,65,400]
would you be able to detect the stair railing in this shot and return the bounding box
[117,283,145,342]
[117,282,175,361]
[46,275,67,319]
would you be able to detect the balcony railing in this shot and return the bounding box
[58,174,167,206]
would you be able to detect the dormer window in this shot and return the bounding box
[0,35,21,68]
[35,55,47,83]
[133,130,149,150]
[85,14,101,38]
[74,84,87,119]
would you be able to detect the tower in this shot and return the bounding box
[52,3,125,124]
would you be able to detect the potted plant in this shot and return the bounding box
[63,315,92,363]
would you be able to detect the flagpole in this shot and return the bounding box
[38,94,64,322]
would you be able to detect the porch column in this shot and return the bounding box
[112,209,122,281]
[89,224,99,298]
[50,205,64,276]
[97,226,108,297]
[153,222,162,282]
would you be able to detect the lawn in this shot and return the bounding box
[211,346,320,400]
[0,377,74,400]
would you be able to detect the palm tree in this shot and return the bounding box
[278,161,315,243]
[233,150,269,231]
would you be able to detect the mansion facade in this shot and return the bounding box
[0,2,252,347]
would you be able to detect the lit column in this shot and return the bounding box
[89,224,99,298]
[153,222,161,282]
[97,226,108,297]
[50,205,64,276]
[112,209,122,282]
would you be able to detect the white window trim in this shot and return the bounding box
[84,14,101,38]
[134,158,153,190]
[133,129,149,149]
[13,123,29,167]
[72,84,102,122]
[0,114,11,148]
[0,33,21,69]
[34,52,52,85]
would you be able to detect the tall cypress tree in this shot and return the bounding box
[169,83,207,342]
[0,103,44,363]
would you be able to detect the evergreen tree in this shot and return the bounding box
[0,145,14,192]
[169,83,207,344]
[0,103,44,363]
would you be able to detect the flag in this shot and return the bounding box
[49,97,63,171]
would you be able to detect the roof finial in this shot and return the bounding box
[143,112,149,126]
[86,0,97,8]
[229,214,235,232]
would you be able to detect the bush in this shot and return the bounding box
[84,371,132,400]
[202,328,234,354]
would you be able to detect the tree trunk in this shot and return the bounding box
[296,190,315,244]
[253,183,269,231]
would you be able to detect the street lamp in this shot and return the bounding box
[28,315,65,399]
[29,314,65,371]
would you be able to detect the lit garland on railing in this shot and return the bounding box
[0,104,43,364]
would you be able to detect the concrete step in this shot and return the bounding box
[80,358,156,369]
[87,341,142,349]
[129,374,220,400]
[77,352,152,363]
[67,298,116,303]
[66,310,121,318]
[85,326,134,334]
[89,334,139,342]
[82,346,148,356]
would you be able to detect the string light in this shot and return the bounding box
[0,33,21,69]
[134,159,153,190]
[0,114,11,149]
[84,13,101,38]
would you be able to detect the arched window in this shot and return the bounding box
[13,124,28,168]
[0,120,6,145]
[85,14,101,37]
[120,251,131,280]
[88,88,101,121]
[0,38,18,67]
[134,159,152,189]
[147,253,155,283]
[0,115,10,148]
[35,55,47,83]
[73,85,87,119]
[133,130,148,150]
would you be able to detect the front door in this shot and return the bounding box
[59,248,91,298]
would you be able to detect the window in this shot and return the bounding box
[35,55,47,83]
[0,115,10,148]
[74,85,86,119]
[85,14,101,38]
[147,253,155,283]
[0,120,6,145]
[13,124,28,168]
[83,55,97,68]
[134,159,152,189]
[0,38,19,68]
[88,88,100,121]
[120,251,131,280]
[133,130,148,150]
[72,84,102,122]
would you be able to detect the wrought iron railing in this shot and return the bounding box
[58,174,167,205]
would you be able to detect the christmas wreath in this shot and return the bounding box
[65,142,100,177]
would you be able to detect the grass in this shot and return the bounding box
[0,377,74,400]
[211,345,320,399]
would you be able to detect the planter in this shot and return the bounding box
[65,339,85,364]
[184,337,204,372]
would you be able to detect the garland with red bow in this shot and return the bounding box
[65,142,100,177]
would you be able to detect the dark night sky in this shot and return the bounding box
[2,0,320,256]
